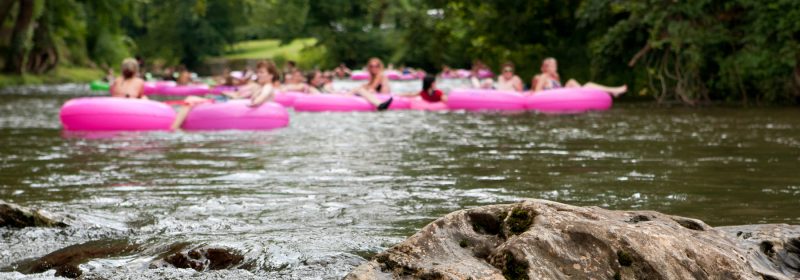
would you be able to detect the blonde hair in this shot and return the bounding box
[541,57,560,81]
[121,58,139,79]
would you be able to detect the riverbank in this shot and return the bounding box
[0,67,103,88]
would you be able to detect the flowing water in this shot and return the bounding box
[0,82,799,279]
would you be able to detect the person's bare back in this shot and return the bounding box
[111,77,145,99]
[111,58,146,99]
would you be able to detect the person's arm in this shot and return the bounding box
[250,84,275,107]
[137,80,146,99]
[470,76,480,88]
[380,77,390,93]
[533,75,545,92]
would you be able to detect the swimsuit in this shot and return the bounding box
[543,79,562,90]
[420,89,443,102]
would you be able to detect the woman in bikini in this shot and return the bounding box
[532,57,627,97]
[110,58,146,99]
[351,57,393,111]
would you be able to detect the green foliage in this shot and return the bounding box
[579,0,800,104]
[1,0,797,104]
[136,0,248,68]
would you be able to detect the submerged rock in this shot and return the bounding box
[8,239,139,279]
[150,245,245,272]
[0,201,67,228]
[346,199,800,280]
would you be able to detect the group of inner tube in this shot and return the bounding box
[110,57,626,124]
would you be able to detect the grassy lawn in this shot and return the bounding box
[0,66,103,88]
[217,38,327,69]
[222,38,317,60]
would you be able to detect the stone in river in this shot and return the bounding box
[346,199,800,280]
[0,200,67,228]
[150,244,245,272]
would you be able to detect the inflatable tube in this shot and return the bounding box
[90,80,110,91]
[293,94,409,112]
[181,100,289,130]
[446,89,526,111]
[385,70,401,80]
[378,95,411,110]
[273,92,306,108]
[143,81,177,95]
[409,97,449,111]
[210,85,238,94]
[60,97,176,131]
[477,69,494,79]
[150,84,213,96]
[294,94,373,112]
[351,71,370,81]
[525,88,612,113]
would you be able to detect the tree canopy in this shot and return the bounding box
[1,0,798,104]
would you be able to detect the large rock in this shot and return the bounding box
[0,201,67,228]
[346,199,800,280]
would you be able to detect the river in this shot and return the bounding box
[1,82,798,279]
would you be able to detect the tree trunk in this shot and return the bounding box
[0,0,17,28]
[27,7,58,74]
[4,0,34,74]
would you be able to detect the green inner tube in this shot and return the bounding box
[89,80,110,91]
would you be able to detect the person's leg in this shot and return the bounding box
[354,88,382,106]
[171,105,191,130]
[565,79,581,88]
[583,82,628,97]
[170,96,208,130]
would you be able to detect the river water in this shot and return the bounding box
[1,82,799,279]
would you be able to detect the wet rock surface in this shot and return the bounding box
[719,224,800,280]
[150,245,245,272]
[0,201,67,228]
[346,199,800,280]
[6,239,138,279]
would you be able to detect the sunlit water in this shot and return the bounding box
[1,81,799,279]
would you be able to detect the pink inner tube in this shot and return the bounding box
[351,71,370,81]
[273,92,306,108]
[379,95,411,110]
[446,89,527,111]
[154,84,214,96]
[477,69,494,79]
[525,88,612,113]
[385,70,401,80]
[60,97,176,131]
[142,81,177,95]
[182,100,289,130]
[294,94,374,112]
[409,97,449,111]
[293,94,409,112]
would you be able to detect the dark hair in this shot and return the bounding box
[422,74,436,94]
[257,60,281,82]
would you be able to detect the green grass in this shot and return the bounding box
[222,38,318,60]
[0,66,104,88]
[217,38,328,69]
